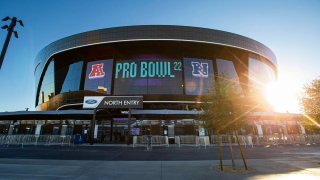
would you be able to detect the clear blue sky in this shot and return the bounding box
[0,0,319,112]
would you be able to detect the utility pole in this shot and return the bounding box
[0,16,24,69]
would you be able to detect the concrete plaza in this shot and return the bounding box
[0,145,319,179]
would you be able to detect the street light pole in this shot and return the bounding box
[0,16,24,70]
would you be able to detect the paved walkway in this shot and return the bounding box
[0,145,319,179]
[0,158,319,180]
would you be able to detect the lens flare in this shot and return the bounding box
[303,113,320,128]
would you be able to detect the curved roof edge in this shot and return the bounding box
[35,25,277,68]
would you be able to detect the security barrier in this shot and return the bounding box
[179,135,198,146]
[199,136,210,148]
[175,135,210,148]
[132,135,169,147]
[210,134,320,147]
[46,135,72,146]
[1,134,319,147]
[0,135,74,147]
[255,134,320,145]
[210,135,258,147]
[0,135,6,145]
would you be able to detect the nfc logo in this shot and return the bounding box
[191,62,209,78]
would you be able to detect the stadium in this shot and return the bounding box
[1,25,305,144]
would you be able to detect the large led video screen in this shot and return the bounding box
[84,59,113,94]
[114,58,183,95]
[184,58,214,95]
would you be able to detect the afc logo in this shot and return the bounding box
[191,62,209,78]
[89,63,105,79]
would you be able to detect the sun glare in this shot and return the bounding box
[265,81,282,111]
[264,80,300,113]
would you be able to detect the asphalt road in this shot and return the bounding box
[0,144,319,161]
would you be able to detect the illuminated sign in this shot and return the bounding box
[83,96,143,109]
[184,58,214,95]
[115,61,182,79]
[191,62,209,78]
[84,60,113,94]
[114,59,183,95]
[89,63,105,79]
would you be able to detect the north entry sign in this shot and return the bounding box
[83,96,143,109]
[83,96,143,145]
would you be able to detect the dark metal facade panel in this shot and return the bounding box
[35,25,276,67]
[0,110,95,120]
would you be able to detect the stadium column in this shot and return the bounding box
[110,119,114,142]
[127,109,131,145]
[90,109,97,145]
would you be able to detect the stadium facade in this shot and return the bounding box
[3,25,305,143]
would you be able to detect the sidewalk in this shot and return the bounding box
[0,158,319,180]
[0,145,319,179]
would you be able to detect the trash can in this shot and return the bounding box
[74,134,85,144]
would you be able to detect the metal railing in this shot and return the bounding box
[0,135,74,147]
[210,134,320,147]
[210,135,253,148]
[132,135,169,147]
[254,134,320,146]
[1,134,319,148]
[175,135,210,148]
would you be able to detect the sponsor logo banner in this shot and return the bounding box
[83,96,143,109]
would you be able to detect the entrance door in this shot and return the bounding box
[112,127,127,143]
[101,120,127,144]
[168,125,174,138]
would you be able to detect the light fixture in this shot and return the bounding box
[18,20,24,27]
[0,16,24,69]
[2,16,10,21]
[14,31,18,38]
